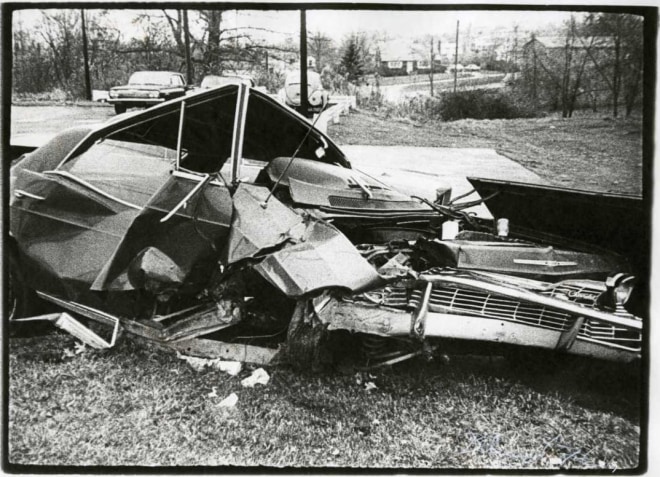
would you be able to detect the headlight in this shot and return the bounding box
[612,275,635,305]
[109,91,118,98]
[149,91,160,98]
[598,273,635,310]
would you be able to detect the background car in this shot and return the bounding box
[108,71,188,114]
[278,70,329,114]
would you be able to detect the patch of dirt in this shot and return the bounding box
[329,109,644,196]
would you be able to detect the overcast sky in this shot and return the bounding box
[12,5,643,44]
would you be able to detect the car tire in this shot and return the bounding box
[114,104,127,115]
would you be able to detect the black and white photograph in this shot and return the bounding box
[2,1,654,471]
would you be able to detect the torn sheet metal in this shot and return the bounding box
[12,312,119,349]
[177,354,243,375]
[91,176,232,291]
[167,338,278,365]
[225,183,306,264]
[160,302,240,342]
[127,246,186,292]
[254,219,384,297]
[315,298,410,336]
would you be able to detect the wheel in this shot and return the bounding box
[114,104,127,115]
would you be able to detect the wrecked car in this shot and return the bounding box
[8,83,645,367]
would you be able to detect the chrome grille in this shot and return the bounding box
[410,286,571,332]
[120,90,150,98]
[409,284,641,351]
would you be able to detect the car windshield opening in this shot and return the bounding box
[129,71,177,85]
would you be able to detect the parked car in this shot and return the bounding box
[465,64,481,71]
[278,70,329,114]
[108,71,188,114]
[8,83,645,367]
[447,64,465,73]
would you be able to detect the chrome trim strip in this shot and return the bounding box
[36,292,120,346]
[43,170,141,210]
[14,189,45,200]
[107,98,166,103]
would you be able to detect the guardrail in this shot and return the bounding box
[315,95,355,134]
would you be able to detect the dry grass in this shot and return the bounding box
[329,109,644,195]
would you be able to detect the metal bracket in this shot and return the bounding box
[411,282,432,340]
[556,316,586,351]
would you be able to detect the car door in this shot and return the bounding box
[10,86,242,302]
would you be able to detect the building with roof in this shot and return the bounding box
[377,40,445,76]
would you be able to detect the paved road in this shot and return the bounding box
[378,73,504,102]
[10,104,541,217]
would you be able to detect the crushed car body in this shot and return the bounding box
[8,83,645,366]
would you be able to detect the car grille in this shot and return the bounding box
[406,283,641,351]
[119,90,150,98]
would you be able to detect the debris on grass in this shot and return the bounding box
[177,353,242,376]
[241,368,270,387]
[217,392,239,408]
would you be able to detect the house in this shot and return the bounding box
[378,40,444,76]
[521,35,615,74]
[522,35,615,57]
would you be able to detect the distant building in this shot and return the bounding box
[521,35,615,75]
[522,35,615,56]
[378,41,444,76]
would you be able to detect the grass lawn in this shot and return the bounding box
[7,108,645,469]
[329,108,644,196]
[8,334,641,468]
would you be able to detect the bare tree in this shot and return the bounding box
[308,31,334,72]
[582,13,644,117]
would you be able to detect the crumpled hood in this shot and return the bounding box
[266,157,432,212]
[225,183,384,297]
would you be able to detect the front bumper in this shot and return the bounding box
[107,98,166,105]
[316,274,643,363]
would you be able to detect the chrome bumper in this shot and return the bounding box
[316,274,643,363]
[107,98,165,104]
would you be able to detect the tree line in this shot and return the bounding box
[12,8,377,99]
[12,9,644,118]
[517,12,644,118]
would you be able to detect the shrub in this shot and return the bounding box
[437,89,538,121]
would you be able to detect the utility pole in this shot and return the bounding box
[265,50,269,86]
[454,20,459,93]
[182,9,193,85]
[300,9,309,118]
[81,9,92,100]
[429,36,435,96]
